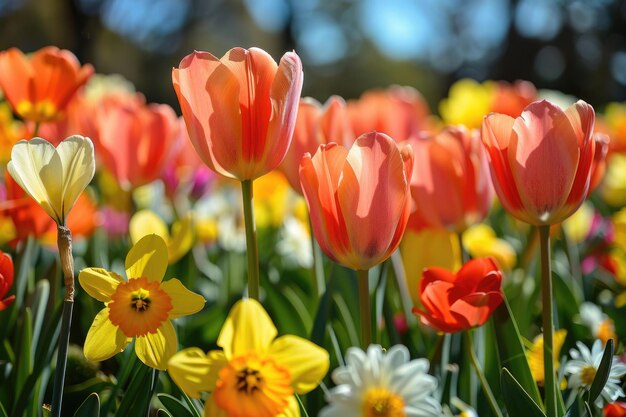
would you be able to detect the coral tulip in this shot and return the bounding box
[406,126,493,232]
[173,47,303,181]
[0,250,15,310]
[300,131,413,270]
[280,96,354,193]
[0,46,93,123]
[481,100,595,225]
[413,258,503,333]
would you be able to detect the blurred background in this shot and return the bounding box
[0,0,625,112]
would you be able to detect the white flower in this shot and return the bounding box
[320,344,441,417]
[276,217,313,269]
[564,340,626,406]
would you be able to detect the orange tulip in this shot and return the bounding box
[406,126,493,232]
[348,86,433,141]
[491,80,537,118]
[481,100,595,225]
[280,96,354,193]
[412,258,503,333]
[84,94,179,189]
[300,132,413,270]
[0,46,93,123]
[173,47,303,181]
[0,250,14,310]
[605,402,626,417]
[589,132,610,194]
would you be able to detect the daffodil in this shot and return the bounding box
[168,298,329,417]
[78,234,205,370]
[7,135,95,225]
[129,209,194,264]
[527,330,567,387]
[463,223,517,270]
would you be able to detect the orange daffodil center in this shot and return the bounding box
[79,234,205,370]
[168,299,330,417]
[362,387,406,417]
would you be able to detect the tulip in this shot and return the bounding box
[300,131,413,271]
[280,96,354,193]
[605,402,626,417]
[0,250,15,310]
[589,132,610,194]
[412,258,503,333]
[406,126,493,233]
[481,100,595,226]
[0,46,93,123]
[172,47,303,181]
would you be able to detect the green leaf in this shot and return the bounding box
[493,296,543,405]
[310,274,334,345]
[157,409,174,417]
[157,394,195,417]
[588,339,614,403]
[73,393,100,417]
[0,401,8,417]
[30,280,50,358]
[501,368,546,417]
[114,361,152,416]
[564,393,586,417]
[15,308,33,401]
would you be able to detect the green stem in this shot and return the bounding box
[50,300,73,417]
[458,232,469,263]
[33,121,40,137]
[102,350,138,415]
[241,179,260,300]
[308,216,326,298]
[465,330,503,417]
[539,225,557,417]
[357,269,371,349]
[146,369,159,416]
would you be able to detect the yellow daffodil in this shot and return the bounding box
[527,329,567,387]
[601,154,626,207]
[562,202,594,244]
[7,135,95,225]
[401,229,461,306]
[439,79,495,129]
[79,234,205,370]
[253,170,290,229]
[168,299,329,417]
[129,209,194,264]
[463,223,517,270]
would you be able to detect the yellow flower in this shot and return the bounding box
[401,229,461,306]
[463,223,517,270]
[7,135,95,225]
[253,170,290,229]
[129,210,194,264]
[562,202,594,244]
[168,299,329,417]
[78,234,205,370]
[439,79,495,129]
[601,154,626,207]
[527,330,567,387]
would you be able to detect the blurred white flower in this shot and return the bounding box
[276,217,313,269]
[320,344,441,417]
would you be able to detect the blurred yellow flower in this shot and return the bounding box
[7,135,95,225]
[601,154,626,207]
[0,103,23,165]
[439,79,495,129]
[401,229,461,305]
[527,329,567,387]
[168,298,329,417]
[253,170,290,229]
[562,202,594,244]
[129,209,194,264]
[78,234,205,370]
[463,223,516,270]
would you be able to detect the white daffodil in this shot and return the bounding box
[320,344,441,417]
[565,340,626,406]
[7,136,95,225]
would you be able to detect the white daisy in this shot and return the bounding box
[276,217,313,269]
[320,344,441,417]
[564,340,626,406]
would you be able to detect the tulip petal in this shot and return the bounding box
[337,132,407,269]
[217,299,277,359]
[161,278,205,319]
[0,48,33,112]
[168,348,227,398]
[268,335,329,394]
[78,267,124,302]
[125,234,168,282]
[84,308,130,362]
[0,252,14,296]
[563,101,595,208]
[135,320,177,370]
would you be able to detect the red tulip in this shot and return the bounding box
[173,47,303,181]
[280,96,354,193]
[0,46,93,123]
[300,131,413,270]
[0,250,14,310]
[413,258,503,333]
[605,402,626,417]
[589,132,609,194]
[406,126,493,232]
[491,80,537,118]
[481,100,595,225]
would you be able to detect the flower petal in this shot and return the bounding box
[84,308,130,362]
[168,348,227,398]
[160,278,205,319]
[217,298,277,359]
[168,214,194,263]
[55,135,96,223]
[204,395,229,417]
[129,209,169,245]
[78,267,124,302]
[125,233,168,282]
[278,396,301,417]
[135,320,177,370]
[268,335,329,394]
